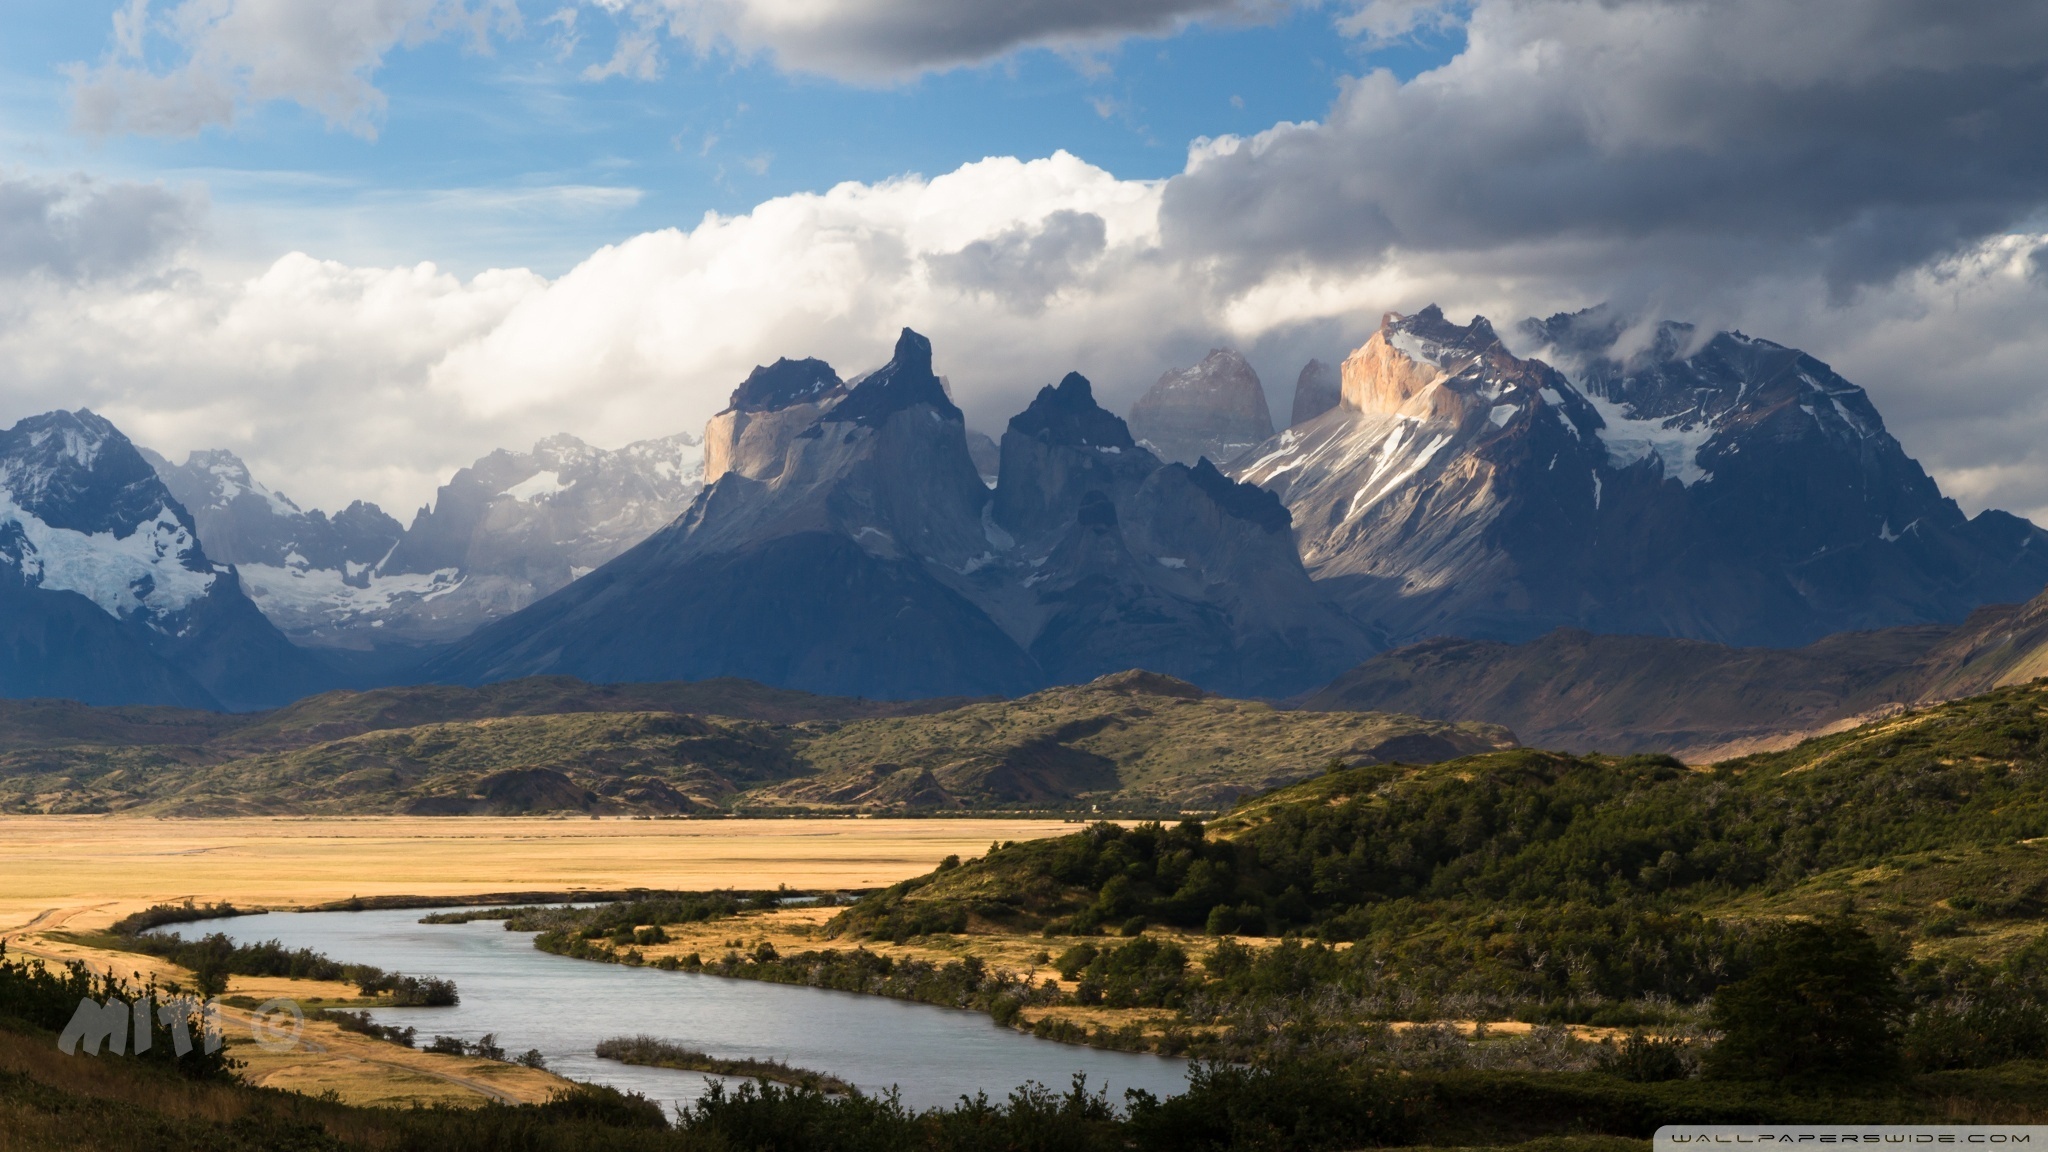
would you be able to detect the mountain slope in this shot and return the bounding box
[1302,580,2048,759]
[1302,625,1950,758]
[1234,306,2048,648]
[757,669,1514,810]
[0,410,329,709]
[833,679,2048,968]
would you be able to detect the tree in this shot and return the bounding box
[1705,918,1904,1086]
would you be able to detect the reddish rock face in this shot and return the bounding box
[1126,347,1275,468]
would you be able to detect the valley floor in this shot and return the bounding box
[0,815,1072,932]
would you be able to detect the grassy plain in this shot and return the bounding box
[0,815,1075,935]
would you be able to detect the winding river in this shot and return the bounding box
[181,909,1189,1112]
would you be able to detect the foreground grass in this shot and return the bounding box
[7,1013,2048,1152]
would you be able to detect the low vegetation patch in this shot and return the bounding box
[596,1035,850,1093]
[102,926,458,1006]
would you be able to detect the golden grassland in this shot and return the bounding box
[0,815,1077,933]
[0,815,1080,1110]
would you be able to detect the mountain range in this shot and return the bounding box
[6,304,2045,720]
[423,330,1367,699]
[147,432,703,651]
[0,411,329,710]
[1233,305,2048,648]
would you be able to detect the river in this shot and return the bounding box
[180,909,1190,1113]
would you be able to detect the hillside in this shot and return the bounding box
[208,675,978,755]
[1302,584,2048,759]
[0,671,1510,816]
[754,670,1514,810]
[831,680,2048,981]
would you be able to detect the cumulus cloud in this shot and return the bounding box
[583,0,1275,82]
[0,174,199,280]
[71,0,520,137]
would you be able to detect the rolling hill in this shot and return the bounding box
[0,671,1511,816]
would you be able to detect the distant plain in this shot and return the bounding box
[0,816,1075,933]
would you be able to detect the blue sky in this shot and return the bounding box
[1,2,1462,274]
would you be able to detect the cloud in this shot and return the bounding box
[71,0,521,138]
[0,174,200,281]
[584,0,1276,82]
[928,209,1110,312]
[12,0,2048,529]
[1163,0,2048,297]
[0,154,1193,514]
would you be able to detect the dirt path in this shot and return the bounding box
[0,903,104,941]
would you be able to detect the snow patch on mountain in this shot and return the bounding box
[0,490,216,620]
[1580,391,1717,486]
[503,471,570,503]
[237,563,462,627]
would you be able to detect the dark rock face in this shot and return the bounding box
[0,410,330,709]
[965,430,1001,487]
[824,328,958,427]
[1127,348,1275,467]
[429,331,1373,700]
[1289,359,1340,426]
[728,357,843,413]
[1235,305,2048,649]
[973,369,1372,696]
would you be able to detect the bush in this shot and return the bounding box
[1595,1033,1692,1082]
[1705,919,1903,1086]
[1124,1060,1416,1152]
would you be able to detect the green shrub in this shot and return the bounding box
[1704,919,1903,1086]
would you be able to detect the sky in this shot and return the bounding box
[0,0,2045,523]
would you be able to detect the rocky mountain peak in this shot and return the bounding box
[1,409,173,538]
[1290,359,1340,426]
[1127,347,1274,467]
[1,408,329,710]
[727,357,845,414]
[994,371,1158,544]
[826,328,961,428]
[1184,457,1291,535]
[1008,372,1136,450]
[1342,307,1508,420]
